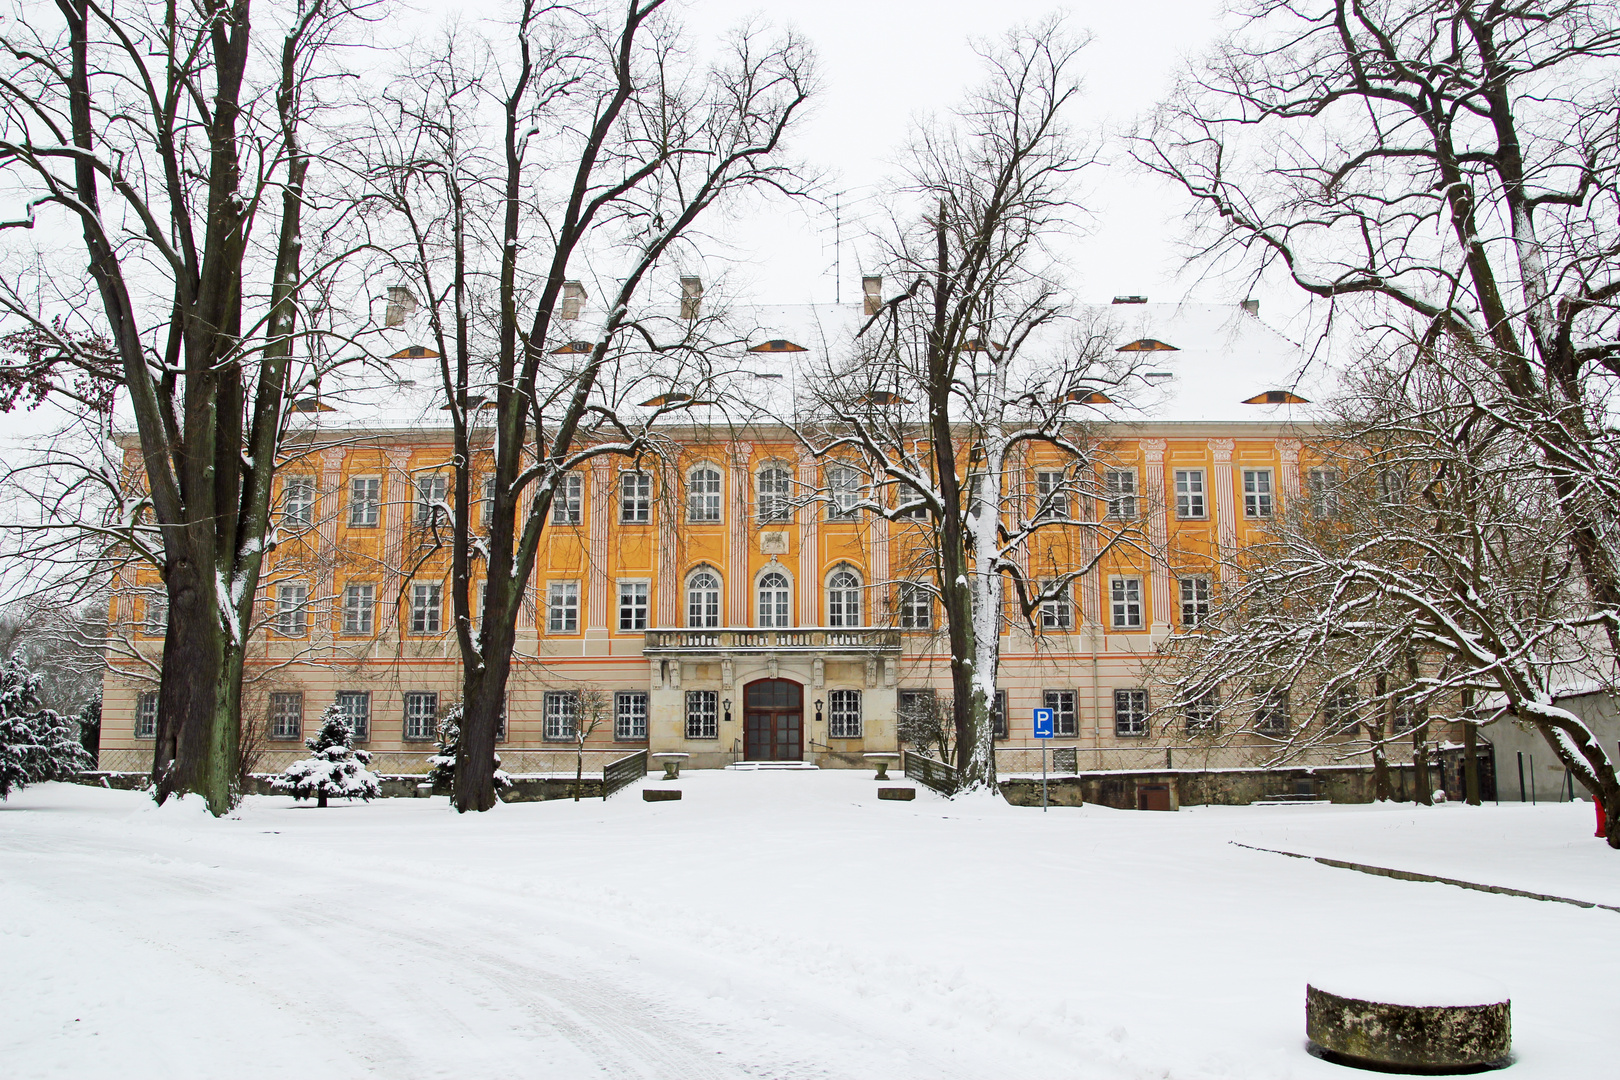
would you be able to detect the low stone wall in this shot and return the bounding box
[70,771,607,802]
[1001,762,1440,810]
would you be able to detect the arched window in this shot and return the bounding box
[686,569,721,628]
[757,466,792,523]
[826,566,863,627]
[688,465,722,522]
[757,570,791,627]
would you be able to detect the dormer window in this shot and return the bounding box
[1243,390,1309,405]
[639,391,693,407]
[551,340,595,355]
[860,390,911,405]
[1066,388,1113,404]
[1116,338,1178,352]
[749,339,807,353]
[387,344,441,360]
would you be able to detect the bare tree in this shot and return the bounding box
[795,19,1141,792]
[572,689,609,800]
[0,0,378,812]
[366,0,815,812]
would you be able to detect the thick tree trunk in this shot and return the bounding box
[153,557,228,809]
[1412,724,1432,805]
[454,612,515,813]
[1463,722,1481,806]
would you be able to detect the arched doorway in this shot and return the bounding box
[743,678,803,761]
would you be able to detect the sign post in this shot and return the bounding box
[1032,708,1054,812]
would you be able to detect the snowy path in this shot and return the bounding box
[3,775,1616,1078]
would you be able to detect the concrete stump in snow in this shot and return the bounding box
[642,788,681,802]
[1306,967,1509,1074]
[877,787,916,801]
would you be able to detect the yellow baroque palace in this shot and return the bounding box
[98,296,1342,778]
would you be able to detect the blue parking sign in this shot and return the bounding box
[1032,708,1054,739]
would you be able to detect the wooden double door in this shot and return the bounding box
[743,679,802,761]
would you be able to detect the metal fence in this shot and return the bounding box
[602,750,649,799]
[903,750,960,796]
[991,741,1388,776]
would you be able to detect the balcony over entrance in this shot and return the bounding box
[643,627,901,655]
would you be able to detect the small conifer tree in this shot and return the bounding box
[0,652,94,799]
[425,703,511,797]
[272,705,381,808]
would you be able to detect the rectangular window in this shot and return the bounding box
[143,594,167,636]
[1243,469,1274,518]
[1185,691,1220,736]
[1104,469,1138,520]
[1110,576,1143,629]
[1114,688,1149,738]
[1174,469,1206,519]
[1254,686,1289,735]
[543,691,578,742]
[410,582,443,635]
[1323,686,1360,735]
[335,690,371,742]
[1040,580,1073,630]
[480,476,495,529]
[1043,690,1078,737]
[1307,467,1342,519]
[268,691,303,741]
[685,690,718,739]
[403,691,438,741]
[897,497,929,520]
[1035,469,1069,520]
[687,467,722,522]
[282,475,315,528]
[342,583,376,635]
[275,583,309,638]
[1391,699,1417,734]
[620,471,652,523]
[827,465,860,519]
[349,477,381,527]
[898,583,932,629]
[415,474,448,526]
[1178,576,1210,627]
[897,690,936,744]
[828,689,863,738]
[547,580,580,633]
[758,467,793,523]
[552,473,583,525]
[617,581,649,632]
[993,689,1008,740]
[614,691,649,741]
[135,691,159,739]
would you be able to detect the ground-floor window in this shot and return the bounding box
[1114,689,1149,737]
[335,690,371,741]
[685,690,718,739]
[404,691,438,741]
[135,691,159,739]
[1043,689,1078,737]
[1254,687,1289,735]
[1184,691,1220,736]
[544,691,578,742]
[828,689,862,738]
[615,691,648,741]
[993,689,1008,739]
[269,692,303,741]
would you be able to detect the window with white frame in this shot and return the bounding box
[552,472,583,525]
[1391,697,1417,733]
[898,583,932,629]
[687,465,722,522]
[1040,580,1072,630]
[1323,685,1360,735]
[1109,576,1143,629]
[480,476,495,529]
[897,689,936,744]
[826,464,860,519]
[617,581,648,632]
[1178,576,1210,627]
[828,689,862,738]
[1035,469,1069,520]
[335,690,371,741]
[993,689,1009,739]
[1242,469,1274,518]
[614,691,648,741]
[1114,688,1149,737]
[268,691,303,740]
[826,567,862,626]
[757,570,791,628]
[1307,467,1342,519]
[547,580,579,633]
[1254,686,1290,735]
[686,570,721,628]
[620,471,651,523]
[342,582,375,635]
[1185,691,1220,735]
[282,475,315,528]
[411,582,443,634]
[275,583,309,637]
[543,690,578,741]
[415,474,448,526]
[349,477,380,527]
[757,466,792,523]
[685,690,718,739]
[1043,689,1078,737]
[135,692,159,739]
[1104,469,1138,520]
[403,691,438,741]
[1174,469,1206,519]
[143,594,167,636]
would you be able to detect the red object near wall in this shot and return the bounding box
[1598,796,1607,839]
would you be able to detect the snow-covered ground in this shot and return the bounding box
[3,773,1615,1079]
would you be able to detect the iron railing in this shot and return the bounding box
[903,750,960,796]
[643,627,901,653]
[602,749,649,799]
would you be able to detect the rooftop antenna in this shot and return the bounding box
[833,190,842,304]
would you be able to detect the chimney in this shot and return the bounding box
[560,281,587,321]
[1240,298,1260,316]
[680,275,703,320]
[862,275,883,317]
[384,286,418,328]
[1111,295,1148,305]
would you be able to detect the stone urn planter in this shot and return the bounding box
[1306,966,1510,1074]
